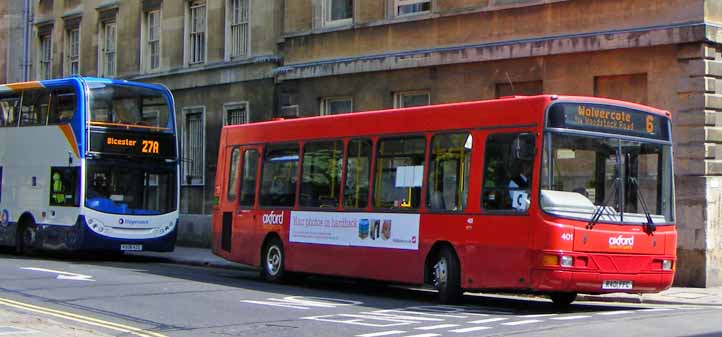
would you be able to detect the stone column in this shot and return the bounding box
[676,43,722,287]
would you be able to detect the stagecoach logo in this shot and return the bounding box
[118,218,150,225]
[262,211,285,225]
[609,235,634,250]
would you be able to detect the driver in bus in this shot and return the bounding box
[508,162,532,211]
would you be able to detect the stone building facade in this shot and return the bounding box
[2,0,722,286]
[276,0,722,287]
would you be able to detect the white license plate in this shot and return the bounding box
[602,280,633,290]
[120,244,143,251]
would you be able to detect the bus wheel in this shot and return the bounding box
[433,247,462,304]
[261,238,285,283]
[550,292,577,307]
[16,220,36,254]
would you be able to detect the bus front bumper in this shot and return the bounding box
[530,268,675,294]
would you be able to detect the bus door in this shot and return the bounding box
[477,132,537,288]
[219,146,261,264]
[233,147,260,264]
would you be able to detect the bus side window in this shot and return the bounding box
[299,140,343,208]
[374,136,426,209]
[48,88,76,125]
[49,167,80,207]
[259,143,299,207]
[0,94,20,127]
[482,133,534,212]
[343,138,371,209]
[0,166,3,204]
[226,147,241,202]
[427,133,472,211]
[239,149,259,207]
[20,88,51,126]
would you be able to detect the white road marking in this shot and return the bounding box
[597,310,634,316]
[414,324,460,330]
[518,314,557,318]
[550,315,591,320]
[241,300,310,310]
[400,334,440,337]
[357,331,406,337]
[449,326,492,333]
[638,308,674,312]
[468,317,508,324]
[20,267,95,282]
[502,319,543,326]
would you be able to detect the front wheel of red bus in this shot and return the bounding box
[549,292,577,307]
[261,237,285,283]
[433,247,462,304]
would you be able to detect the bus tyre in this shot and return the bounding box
[550,292,577,307]
[434,247,462,304]
[16,221,36,254]
[261,238,285,283]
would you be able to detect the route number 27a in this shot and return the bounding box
[142,140,159,154]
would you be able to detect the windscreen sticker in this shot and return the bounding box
[290,211,420,250]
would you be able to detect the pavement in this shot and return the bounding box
[130,246,722,307]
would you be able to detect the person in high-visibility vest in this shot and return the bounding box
[52,172,65,205]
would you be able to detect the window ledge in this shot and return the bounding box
[281,0,570,40]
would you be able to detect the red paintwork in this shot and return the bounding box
[211,95,676,295]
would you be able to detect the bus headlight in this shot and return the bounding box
[662,260,673,270]
[560,255,574,267]
[88,218,106,232]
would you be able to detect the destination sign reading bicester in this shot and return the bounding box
[547,103,669,140]
[89,130,176,159]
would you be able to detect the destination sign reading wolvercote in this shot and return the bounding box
[547,103,670,140]
[89,130,176,159]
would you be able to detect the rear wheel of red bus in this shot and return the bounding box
[261,237,285,283]
[433,246,462,304]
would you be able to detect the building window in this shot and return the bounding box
[38,33,52,80]
[325,0,353,26]
[99,21,117,77]
[320,97,353,115]
[227,0,249,59]
[182,107,205,185]
[187,1,207,65]
[224,102,249,125]
[65,28,80,76]
[394,90,430,108]
[395,0,430,17]
[143,10,161,72]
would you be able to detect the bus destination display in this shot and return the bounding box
[90,131,175,158]
[547,103,669,140]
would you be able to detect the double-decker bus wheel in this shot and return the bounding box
[550,292,577,307]
[261,237,285,283]
[433,246,461,304]
[15,218,36,254]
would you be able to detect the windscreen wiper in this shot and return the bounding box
[586,178,618,230]
[630,176,656,234]
[587,155,621,231]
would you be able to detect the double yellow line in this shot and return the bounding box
[0,297,168,337]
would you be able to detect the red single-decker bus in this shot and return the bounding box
[212,95,676,305]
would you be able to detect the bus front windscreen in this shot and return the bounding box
[541,133,673,224]
[85,160,177,215]
[88,83,172,132]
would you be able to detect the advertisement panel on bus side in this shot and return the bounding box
[289,211,419,250]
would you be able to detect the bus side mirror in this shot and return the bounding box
[513,133,536,160]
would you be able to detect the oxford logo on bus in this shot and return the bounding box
[262,211,285,225]
[609,235,634,250]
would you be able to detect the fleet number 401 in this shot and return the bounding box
[561,233,573,241]
[142,140,159,154]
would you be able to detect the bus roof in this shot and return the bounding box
[222,95,670,145]
[0,76,169,93]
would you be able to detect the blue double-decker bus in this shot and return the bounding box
[0,77,178,252]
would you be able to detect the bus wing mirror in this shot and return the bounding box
[513,133,536,160]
